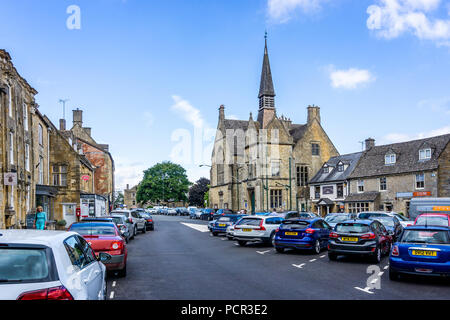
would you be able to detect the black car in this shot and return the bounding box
[212,209,234,220]
[328,219,393,263]
[139,212,155,231]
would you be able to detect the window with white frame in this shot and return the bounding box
[419,148,431,160]
[38,156,44,184]
[25,144,30,171]
[385,153,396,165]
[52,165,68,187]
[38,124,43,146]
[348,202,369,214]
[415,173,425,189]
[323,165,329,174]
[357,180,364,193]
[337,163,344,172]
[270,189,282,208]
[271,160,280,177]
[9,132,14,165]
[7,84,12,118]
[23,103,28,131]
[380,177,387,191]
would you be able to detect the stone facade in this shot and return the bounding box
[0,50,37,229]
[124,184,137,209]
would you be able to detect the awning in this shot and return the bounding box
[344,191,380,203]
[35,185,58,197]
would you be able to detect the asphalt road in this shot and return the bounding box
[107,215,450,300]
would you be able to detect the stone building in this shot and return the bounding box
[309,152,363,216]
[209,38,339,213]
[60,109,115,212]
[124,184,137,209]
[345,135,450,217]
[0,50,36,229]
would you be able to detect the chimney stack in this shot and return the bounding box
[73,108,83,127]
[126,184,129,190]
[219,105,225,121]
[307,105,321,125]
[84,127,92,136]
[59,119,66,131]
[365,138,375,150]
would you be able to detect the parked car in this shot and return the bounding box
[324,213,354,228]
[0,230,110,300]
[181,207,190,216]
[233,216,284,246]
[139,212,155,231]
[192,209,203,219]
[200,208,216,221]
[81,216,131,243]
[212,209,234,220]
[389,225,450,280]
[111,210,138,239]
[274,218,332,254]
[358,211,413,228]
[167,208,178,216]
[211,215,244,236]
[282,211,318,220]
[328,219,393,263]
[68,222,127,277]
[130,210,148,233]
[368,215,403,241]
[414,213,450,227]
[208,219,216,232]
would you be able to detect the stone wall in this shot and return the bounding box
[438,142,450,197]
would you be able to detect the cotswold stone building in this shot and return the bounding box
[124,184,137,209]
[345,135,450,216]
[209,39,339,213]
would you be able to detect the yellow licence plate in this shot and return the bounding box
[412,250,437,257]
[285,232,298,236]
[218,224,226,227]
[341,237,358,242]
[243,229,252,232]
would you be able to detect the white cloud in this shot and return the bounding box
[367,0,450,46]
[267,0,326,23]
[381,125,450,144]
[328,67,375,89]
[170,95,206,129]
[114,157,147,191]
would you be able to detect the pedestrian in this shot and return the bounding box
[34,206,47,230]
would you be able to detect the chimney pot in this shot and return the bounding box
[365,138,375,150]
[59,119,66,131]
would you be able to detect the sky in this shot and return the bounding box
[1,0,450,191]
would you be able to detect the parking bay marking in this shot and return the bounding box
[180,223,210,233]
[292,263,305,269]
[110,291,115,299]
[354,286,375,295]
[257,250,271,255]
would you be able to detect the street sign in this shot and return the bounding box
[413,191,431,197]
[396,192,413,198]
[81,175,90,181]
[4,173,17,186]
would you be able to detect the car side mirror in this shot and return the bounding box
[98,252,112,263]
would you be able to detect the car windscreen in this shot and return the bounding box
[280,220,310,229]
[237,218,262,226]
[325,215,349,223]
[371,217,395,227]
[415,216,449,227]
[70,223,116,236]
[358,213,383,219]
[335,223,370,234]
[111,211,129,218]
[400,230,450,244]
[111,216,123,225]
[0,248,52,283]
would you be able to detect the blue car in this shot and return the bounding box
[274,218,332,254]
[389,226,450,280]
[211,215,244,236]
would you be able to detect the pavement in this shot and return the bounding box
[106,215,450,300]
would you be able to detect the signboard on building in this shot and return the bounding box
[396,192,413,198]
[81,175,90,182]
[413,191,431,197]
[4,173,17,186]
[322,186,334,195]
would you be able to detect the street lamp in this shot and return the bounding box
[199,164,212,168]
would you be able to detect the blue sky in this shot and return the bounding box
[1,0,450,190]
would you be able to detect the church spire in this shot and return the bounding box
[258,32,275,104]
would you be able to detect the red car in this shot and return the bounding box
[68,222,128,277]
[414,213,450,227]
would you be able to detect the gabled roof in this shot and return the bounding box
[349,134,450,179]
[289,124,307,143]
[223,119,250,131]
[309,152,363,184]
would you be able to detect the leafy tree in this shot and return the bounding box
[136,162,191,205]
[114,192,124,208]
[188,177,210,207]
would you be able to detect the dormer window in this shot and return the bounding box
[385,153,396,165]
[419,148,431,160]
[337,163,344,172]
[323,165,329,174]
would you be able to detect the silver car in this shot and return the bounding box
[233,216,284,246]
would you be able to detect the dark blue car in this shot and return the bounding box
[211,215,244,236]
[274,218,332,254]
[389,226,450,280]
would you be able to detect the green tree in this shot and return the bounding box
[114,192,124,208]
[188,178,210,207]
[136,161,191,205]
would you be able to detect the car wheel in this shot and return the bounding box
[142,226,146,234]
[103,282,108,300]
[372,246,381,263]
[238,240,247,247]
[212,232,218,236]
[227,236,233,240]
[389,268,399,281]
[118,265,127,278]
[150,226,154,231]
[313,240,321,254]
[134,226,138,237]
[328,252,338,261]
[269,232,276,247]
[275,247,284,253]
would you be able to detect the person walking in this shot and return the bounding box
[34,206,47,230]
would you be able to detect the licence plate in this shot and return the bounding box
[341,237,358,242]
[243,229,252,232]
[285,232,298,236]
[218,224,226,227]
[412,250,437,257]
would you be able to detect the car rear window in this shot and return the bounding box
[400,230,450,244]
[416,216,449,227]
[281,220,310,229]
[111,217,123,225]
[112,211,129,218]
[0,248,50,283]
[218,217,231,222]
[325,215,350,223]
[70,223,116,236]
[336,223,370,233]
[237,218,262,226]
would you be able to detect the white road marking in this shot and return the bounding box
[221,238,227,241]
[309,259,317,262]
[378,272,384,277]
[112,281,116,287]
[320,255,326,258]
[384,266,389,270]
[292,263,305,269]
[110,291,115,299]
[370,278,378,284]
[354,287,374,294]
[234,243,240,246]
[180,223,210,233]
[257,250,271,255]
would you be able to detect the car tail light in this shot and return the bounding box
[111,241,123,250]
[305,228,315,234]
[391,245,399,256]
[255,220,266,231]
[361,233,376,240]
[147,219,153,222]
[329,232,339,238]
[275,228,280,233]
[18,286,73,300]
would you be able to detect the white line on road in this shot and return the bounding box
[257,250,271,255]
[112,281,116,287]
[378,272,384,277]
[354,287,374,294]
[309,259,317,262]
[320,255,326,258]
[384,265,389,270]
[110,291,115,299]
[180,223,210,233]
[292,263,305,269]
